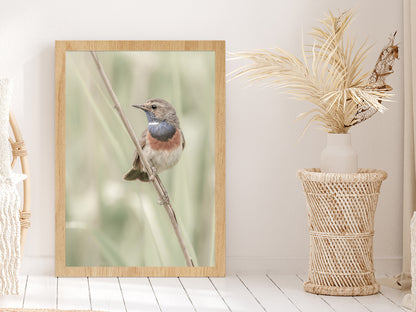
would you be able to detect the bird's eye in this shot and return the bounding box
[151,104,157,110]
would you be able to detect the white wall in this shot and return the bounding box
[0,0,403,274]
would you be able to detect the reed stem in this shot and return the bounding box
[90,51,194,267]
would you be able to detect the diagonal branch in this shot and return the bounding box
[90,51,194,267]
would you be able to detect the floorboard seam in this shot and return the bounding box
[178,278,197,312]
[148,277,162,312]
[56,277,59,309]
[236,274,267,312]
[266,274,302,312]
[379,291,408,311]
[117,277,128,312]
[353,297,372,312]
[296,274,336,312]
[21,275,28,309]
[87,277,93,311]
[208,277,232,312]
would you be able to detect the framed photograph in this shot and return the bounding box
[55,41,225,276]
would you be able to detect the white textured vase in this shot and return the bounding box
[321,133,358,173]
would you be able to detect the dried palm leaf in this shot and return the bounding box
[229,9,398,134]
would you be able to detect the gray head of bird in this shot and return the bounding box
[133,98,180,128]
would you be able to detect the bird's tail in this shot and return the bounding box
[123,168,149,182]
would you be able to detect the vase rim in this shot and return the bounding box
[326,133,352,146]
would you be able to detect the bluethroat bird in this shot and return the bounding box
[123,98,185,182]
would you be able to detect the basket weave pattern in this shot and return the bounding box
[297,168,387,296]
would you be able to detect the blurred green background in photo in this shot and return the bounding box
[65,51,215,267]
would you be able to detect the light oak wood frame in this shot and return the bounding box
[55,41,225,277]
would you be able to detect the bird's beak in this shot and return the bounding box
[132,104,147,111]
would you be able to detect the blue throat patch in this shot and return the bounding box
[148,121,176,141]
[145,111,176,141]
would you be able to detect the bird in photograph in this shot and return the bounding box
[123,98,185,182]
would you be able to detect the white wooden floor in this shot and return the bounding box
[0,274,408,312]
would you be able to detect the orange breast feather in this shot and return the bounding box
[147,129,182,151]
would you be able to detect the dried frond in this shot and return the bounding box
[369,31,399,87]
[229,9,398,134]
[348,32,399,126]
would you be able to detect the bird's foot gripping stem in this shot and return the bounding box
[156,175,170,205]
[148,167,157,181]
[158,194,170,205]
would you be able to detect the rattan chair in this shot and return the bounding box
[8,111,31,255]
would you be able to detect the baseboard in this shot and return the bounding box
[20,255,55,275]
[226,257,309,274]
[373,257,403,275]
[19,255,402,276]
[226,256,403,275]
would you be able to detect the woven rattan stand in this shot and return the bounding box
[297,168,387,296]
